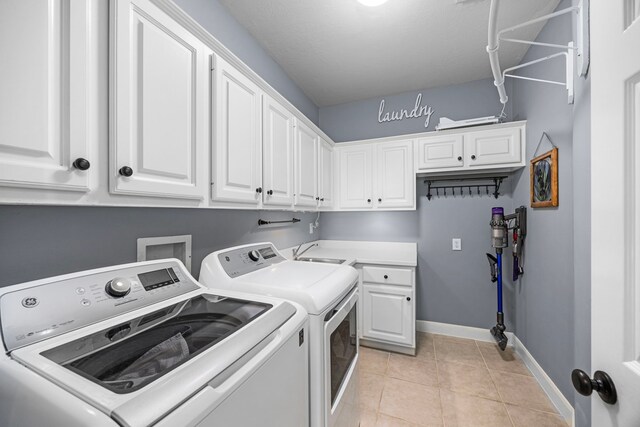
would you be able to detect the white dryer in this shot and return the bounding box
[0,259,309,427]
[199,243,360,427]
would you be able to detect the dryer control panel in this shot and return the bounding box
[217,244,286,278]
[0,260,200,352]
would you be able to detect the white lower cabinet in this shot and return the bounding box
[359,265,416,352]
[110,0,209,200]
[0,0,92,192]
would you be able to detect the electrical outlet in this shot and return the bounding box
[452,238,462,251]
[309,223,314,234]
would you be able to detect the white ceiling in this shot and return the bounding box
[218,0,562,107]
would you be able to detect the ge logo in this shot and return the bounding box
[21,297,39,308]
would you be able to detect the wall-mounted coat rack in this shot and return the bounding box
[258,218,301,226]
[487,0,588,106]
[425,176,506,201]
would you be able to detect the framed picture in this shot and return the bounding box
[530,147,558,208]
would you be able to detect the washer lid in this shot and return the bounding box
[11,292,298,427]
[227,261,358,315]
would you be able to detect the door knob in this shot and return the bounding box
[378,198,382,202]
[316,197,320,201]
[72,158,91,171]
[571,369,617,405]
[457,156,462,161]
[471,155,477,160]
[367,199,371,203]
[406,297,411,301]
[267,190,273,195]
[118,166,133,177]
[320,198,325,202]
[256,187,263,193]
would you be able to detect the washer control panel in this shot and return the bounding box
[218,244,285,278]
[0,260,199,352]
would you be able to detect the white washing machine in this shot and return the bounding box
[199,243,360,427]
[0,259,309,427]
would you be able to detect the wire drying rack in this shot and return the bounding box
[424,176,507,201]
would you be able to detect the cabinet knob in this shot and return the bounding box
[457,156,462,161]
[118,166,133,177]
[256,187,263,193]
[471,155,477,160]
[384,275,388,279]
[378,198,382,202]
[321,198,325,202]
[367,199,372,203]
[406,297,411,301]
[72,158,91,171]
[316,197,320,201]
[267,190,273,195]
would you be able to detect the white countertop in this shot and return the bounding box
[282,240,417,267]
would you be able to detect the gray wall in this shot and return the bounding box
[318,79,518,331]
[510,0,591,424]
[320,185,517,331]
[319,1,591,424]
[174,0,319,124]
[0,206,318,287]
[319,78,512,142]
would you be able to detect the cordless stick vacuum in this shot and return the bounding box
[486,206,526,351]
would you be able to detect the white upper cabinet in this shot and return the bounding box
[318,139,334,209]
[294,119,318,208]
[416,122,525,175]
[466,126,521,167]
[337,140,414,211]
[212,56,263,204]
[262,96,294,207]
[110,0,208,199]
[0,0,92,192]
[338,145,374,209]
[376,140,414,209]
[416,135,464,170]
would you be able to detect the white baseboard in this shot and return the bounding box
[415,320,515,345]
[416,320,574,427]
[512,335,575,427]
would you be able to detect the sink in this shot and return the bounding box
[295,257,346,265]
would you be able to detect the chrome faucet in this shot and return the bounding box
[293,242,318,260]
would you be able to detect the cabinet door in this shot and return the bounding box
[294,119,318,208]
[213,56,262,204]
[262,96,294,207]
[0,0,91,192]
[111,0,207,199]
[362,283,414,346]
[376,140,414,209]
[318,139,334,208]
[337,145,373,209]
[465,127,521,167]
[416,135,464,170]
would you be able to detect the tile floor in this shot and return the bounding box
[357,333,568,427]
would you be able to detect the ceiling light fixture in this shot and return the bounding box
[357,0,389,7]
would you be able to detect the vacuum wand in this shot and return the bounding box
[489,207,508,351]
[487,205,526,351]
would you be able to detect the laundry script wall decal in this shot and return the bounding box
[378,93,435,128]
